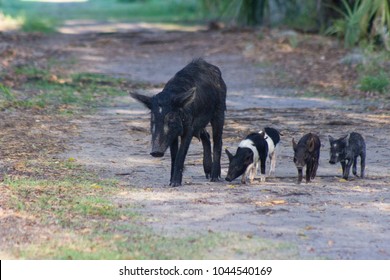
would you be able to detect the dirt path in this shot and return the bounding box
[54,26,390,259]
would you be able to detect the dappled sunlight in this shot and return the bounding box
[59,20,206,35]
[0,13,23,32]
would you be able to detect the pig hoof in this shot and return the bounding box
[169,182,181,187]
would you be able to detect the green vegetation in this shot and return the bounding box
[0,66,128,112]
[326,0,390,49]
[356,50,390,94]
[3,159,298,259]
[1,0,201,32]
[359,73,389,93]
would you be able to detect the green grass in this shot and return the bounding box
[1,0,202,32]
[1,66,129,112]
[359,73,389,94]
[3,159,298,260]
[18,228,298,260]
[356,50,390,94]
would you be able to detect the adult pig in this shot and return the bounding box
[130,58,227,187]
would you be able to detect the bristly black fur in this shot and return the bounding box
[264,127,280,146]
[292,133,321,184]
[328,132,366,180]
[130,58,227,187]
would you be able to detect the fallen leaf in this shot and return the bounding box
[271,200,286,205]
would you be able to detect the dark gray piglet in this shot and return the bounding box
[328,132,366,180]
[292,133,321,184]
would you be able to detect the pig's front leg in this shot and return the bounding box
[170,132,193,187]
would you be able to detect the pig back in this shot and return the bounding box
[163,59,226,113]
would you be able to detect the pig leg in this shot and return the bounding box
[311,159,318,180]
[260,157,266,182]
[170,132,193,187]
[343,159,352,180]
[360,151,366,178]
[210,112,224,182]
[352,156,358,177]
[169,138,179,183]
[340,161,346,175]
[297,168,303,184]
[200,129,212,179]
[242,164,252,184]
[268,151,276,176]
[249,162,258,184]
[305,163,312,183]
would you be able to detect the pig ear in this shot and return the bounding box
[341,134,350,146]
[292,138,297,151]
[225,149,233,162]
[328,135,335,143]
[259,131,265,138]
[308,137,316,152]
[173,87,196,108]
[130,92,152,110]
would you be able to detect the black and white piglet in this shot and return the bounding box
[225,127,281,184]
[328,132,366,180]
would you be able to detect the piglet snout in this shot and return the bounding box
[150,151,164,157]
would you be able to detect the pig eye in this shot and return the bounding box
[166,113,176,123]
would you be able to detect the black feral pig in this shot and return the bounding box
[292,133,321,184]
[328,132,366,180]
[225,131,269,184]
[130,58,227,187]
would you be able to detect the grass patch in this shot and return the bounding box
[3,163,122,223]
[356,50,390,94]
[2,159,298,260]
[359,73,389,94]
[1,65,129,112]
[21,16,57,33]
[1,0,202,32]
[17,229,298,260]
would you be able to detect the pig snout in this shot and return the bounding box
[150,151,164,157]
[150,141,168,157]
[225,176,233,182]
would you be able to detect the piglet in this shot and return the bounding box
[225,132,268,184]
[292,133,321,184]
[328,132,366,180]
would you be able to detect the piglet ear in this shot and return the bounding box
[173,87,196,108]
[225,149,233,162]
[341,134,350,146]
[292,138,297,151]
[328,135,334,143]
[308,137,316,152]
[130,92,152,110]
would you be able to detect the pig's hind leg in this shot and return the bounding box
[352,156,358,177]
[268,151,276,176]
[210,111,225,182]
[360,150,366,178]
[200,129,212,179]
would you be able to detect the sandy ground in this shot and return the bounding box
[55,26,390,259]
